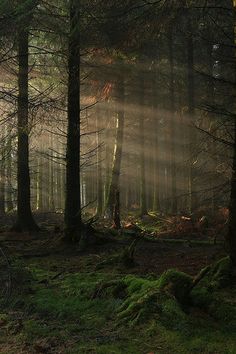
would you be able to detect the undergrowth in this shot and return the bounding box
[0,256,235,354]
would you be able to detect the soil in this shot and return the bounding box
[0,228,226,277]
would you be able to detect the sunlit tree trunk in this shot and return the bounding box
[169,29,177,214]
[126,152,132,210]
[13,19,39,231]
[61,164,65,212]
[55,162,60,211]
[106,75,125,228]
[36,154,43,210]
[152,131,160,211]
[151,70,160,212]
[104,104,112,209]
[49,134,55,211]
[64,0,81,241]
[207,41,217,214]
[96,107,103,216]
[187,16,197,214]
[6,130,13,212]
[139,75,148,216]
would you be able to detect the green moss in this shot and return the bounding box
[117,287,163,326]
[193,257,232,291]
[158,269,193,303]
[160,298,188,328]
[23,319,56,341]
[0,313,8,325]
[210,256,232,288]
[124,275,159,293]
[191,257,233,311]
[110,273,190,327]
[1,261,236,354]
[208,293,236,326]
[191,287,213,308]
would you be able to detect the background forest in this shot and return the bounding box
[0,1,236,354]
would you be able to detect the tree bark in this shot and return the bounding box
[106,76,125,228]
[139,76,148,216]
[227,0,236,265]
[96,107,103,216]
[0,124,6,215]
[187,16,197,214]
[228,128,236,265]
[64,0,81,241]
[14,22,39,231]
[6,130,13,212]
[169,29,177,214]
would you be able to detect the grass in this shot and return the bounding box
[0,257,235,354]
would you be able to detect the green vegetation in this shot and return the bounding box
[0,256,235,354]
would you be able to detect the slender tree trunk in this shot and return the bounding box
[49,134,55,211]
[169,29,177,214]
[106,76,125,228]
[151,71,160,212]
[104,105,111,209]
[14,22,39,231]
[0,125,6,215]
[152,131,159,211]
[228,125,236,265]
[0,134,5,216]
[64,0,81,241]
[6,130,13,212]
[139,76,148,216]
[36,155,43,210]
[187,18,197,214]
[96,108,103,216]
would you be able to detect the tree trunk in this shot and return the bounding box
[96,108,103,216]
[227,0,236,265]
[36,154,43,211]
[169,29,177,214]
[187,17,197,214]
[6,130,13,213]
[49,134,55,211]
[0,124,6,215]
[151,70,160,212]
[64,0,81,241]
[13,23,39,232]
[106,76,125,228]
[228,128,236,265]
[139,76,148,216]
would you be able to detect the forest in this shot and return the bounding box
[0,0,236,353]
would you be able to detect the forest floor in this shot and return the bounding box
[0,212,235,354]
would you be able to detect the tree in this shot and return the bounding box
[168,27,177,214]
[105,71,125,228]
[64,0,81,241]
[227,0,236,265]
[139,74,148,216]
[14,0,39,231]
